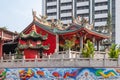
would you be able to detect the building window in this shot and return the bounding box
[61,9,72,13]
[77,13,89,17]
[61,2,72,6]
[61,16,72,20]
[47,19,57,22]
[77,6,89,10]
[95,10,108,14]
[95,18,107,22]
[47,12,57,16]
[47,5,57,9]
[95,2,108,6]
[47,0,57,2]
[77,0,89,2]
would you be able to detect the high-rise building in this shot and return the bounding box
[42,0,120,44]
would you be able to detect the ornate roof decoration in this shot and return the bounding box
[73,16,94,30]
[50,19,64,30]
[18,43,50,50]
[39,14,50,26]
[55,19,64,30]
[20,31,48,40]
[32,10,94,31]
[31,10,108,39]
[32,10,64,30]
[32,10,50,27]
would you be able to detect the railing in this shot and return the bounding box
[1,50,117,68]
[0,57,120,68]
[3,51,107,60]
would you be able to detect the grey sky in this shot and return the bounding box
[0,0,42,32]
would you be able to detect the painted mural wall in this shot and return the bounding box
[0,67,120,80]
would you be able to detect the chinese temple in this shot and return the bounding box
[0,28,18,58]
[17,11,109,59]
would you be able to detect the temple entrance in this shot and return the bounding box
[3,42,18,59]
[59,34,80,51]
[59,27,109,52]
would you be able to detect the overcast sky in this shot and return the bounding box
[0,0,42,32]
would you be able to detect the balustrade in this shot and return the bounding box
[0,57,119,68]
[1,51,119,68]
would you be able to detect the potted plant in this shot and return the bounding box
[15,48,23,59]
[108,44,120,59]
[82,40,95,58]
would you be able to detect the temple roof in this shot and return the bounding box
[34,21,55,34]
[65,23,82,30]
[18,44,49,50]
[20,30,48,40]
[21,11,109,40]
[33,20,109,39]
[0,27,18,35]
[58,27,109,39]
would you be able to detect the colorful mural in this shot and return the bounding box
[0,68,120,80]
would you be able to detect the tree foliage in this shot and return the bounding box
[63,39,75,50]
[106,12,112,42]
[82,40,95,58]
[15,48,23,59]
[106,12,112,32]
[108,44,120,58]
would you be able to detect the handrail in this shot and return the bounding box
[0,57,119,68]
[1,50,119,68]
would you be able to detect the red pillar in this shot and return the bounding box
[0,40,3,58]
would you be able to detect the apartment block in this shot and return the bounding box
[42,0,120,44]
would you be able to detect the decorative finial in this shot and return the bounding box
[32,9,37,21]
[51,19,56,29]
[75,16,81,24]
[77,16,81,20]
[51,18,55,23]
[67,23,70,27]
[72,16,76,23]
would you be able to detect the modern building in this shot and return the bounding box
[42,0,120,44]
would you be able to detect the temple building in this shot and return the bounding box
[0,28,18,59]
[17,11,109,59]
[0,11,109,59]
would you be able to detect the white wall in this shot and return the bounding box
[42,0,46,16]
[115,1,120,44]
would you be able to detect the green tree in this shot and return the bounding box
[106,12,112,42]
[82,40,95,58]
[15,48,23,59]
[62,39,75,58]
[106,12,112,31]
[108,44,120,59]
[63,39,75,50]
